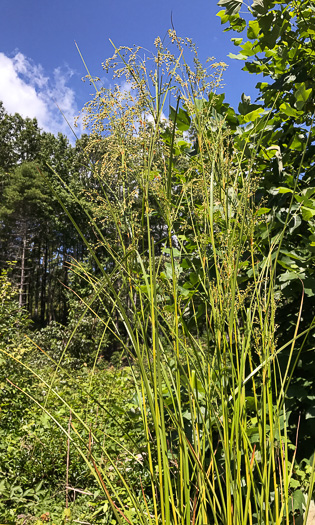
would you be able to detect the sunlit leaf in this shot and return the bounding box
[228,52,245,60]
[255,207,271,216]
[277,187,293,194]
[302,206,315,221]
[279,271,304,282]
[231,37,243,45]
[289,135,304,151]
[241,107,265,122]
[279,103,300,118]
[295,83,312,111]
[247,20,260,39]
[217,0,243,16]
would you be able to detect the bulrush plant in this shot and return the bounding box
[5,31,315,524]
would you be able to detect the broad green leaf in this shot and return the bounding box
[279,271,304,283]
[290,479,300,489]
[163,247,181,257]
[245,61,263,73]
[177,140,190,152]
[225,106,239,128]
[279,250,304,261]
[302,206,315,221]
[217,0,243,16]
[247,20,260,39]
[169,106,191,131]
[178,285,191,297]
[231,37,243,45]
[302,187,315,199]
[295,83,312,111]
[292,489,305,513]
[295,195,315,207]
[260,146,278,160]
[289,135,304,151]
[251,0,266,13]
[277,187,293,194]
[304,278,315,297]
[240,40,259,57]
[255,207,271,216]
[242,107,265,122]
[216,9,229,24]
[189,273,199,285]
[176,107,191,131]
[279,103,300,118]
[195,98,207,112]
[181,258,192,269]
[278,257,297,271]
[228,52,245,60]
[230,16,246,32]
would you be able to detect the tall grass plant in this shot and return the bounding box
[4,31,315,524]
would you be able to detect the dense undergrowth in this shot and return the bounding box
[1,356,142,523]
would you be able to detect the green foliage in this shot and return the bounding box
[1,10,315,524]
[13,31,311,524]
[215,0,315,461]
[0,104,94,326]
[0,263,32,356]
[0,101,41,172]
[32,262,112,366]
[0,362,140,524]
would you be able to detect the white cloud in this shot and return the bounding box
[0,51,81,140]
[119,80,133,94]
[145,110,167,124]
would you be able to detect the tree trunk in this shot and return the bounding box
[41,240,48,325]
[34,241,41,320]
[19,222,27,308]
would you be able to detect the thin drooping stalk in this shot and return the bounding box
[65,410,72,509]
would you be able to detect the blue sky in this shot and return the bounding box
[0,0,259,139]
